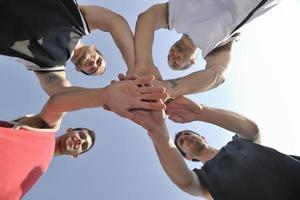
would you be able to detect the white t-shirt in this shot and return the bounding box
[168,0,280,58]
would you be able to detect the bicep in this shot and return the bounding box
[205,41,233,71]
[35,71,71,96]
[180,171,210,198]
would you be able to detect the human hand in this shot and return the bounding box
[165,96,203,123]
[130,109,166,134]
[104,75,168,119]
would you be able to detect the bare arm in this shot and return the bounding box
[38,76,167,127]
[166,97,261,143]
[133,3,168,78]
[159,42,233,98]
[80,5,135,71]
[35,71,86,96]
[129,110,209,198]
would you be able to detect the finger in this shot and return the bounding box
[168,116,184,123]
[138,86,165,94]
[136,101,166,111]
[141,93,168,101]
[111,80,117,85]
[135,75,155,85]
[118,73,127,81]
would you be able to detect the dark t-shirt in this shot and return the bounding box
[194,137,300,200]
[0,0,87,70]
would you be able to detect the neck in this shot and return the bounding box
[196,146,219,164]
[71,41,84,63]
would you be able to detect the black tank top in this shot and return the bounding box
[0,0,87,69]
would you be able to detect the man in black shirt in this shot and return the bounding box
[125,96,300,200]
[0,0,135,96]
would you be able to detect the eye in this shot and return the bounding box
[79,132,86,140]
[81,141,88,151]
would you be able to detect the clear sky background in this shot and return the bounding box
[0,0,299,200]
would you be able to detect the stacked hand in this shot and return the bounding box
[104,75,168,120]
[166,96,203,123]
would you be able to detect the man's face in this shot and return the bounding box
[60,128,93,158]
[167,41,194,70]
[74,45,106,75]
[176,131,206,158]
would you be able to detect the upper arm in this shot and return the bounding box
[79,5,124,32]
[205,41,233,71]
[34,71,72,96]
[179,171,210,198]
[138,3,169,30]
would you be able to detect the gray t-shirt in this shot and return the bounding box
[194,137,300,200]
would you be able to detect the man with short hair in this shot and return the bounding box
[0,120,96,200]
[132,0,280,98]
[0,0,135,96]
[125,96,300,200]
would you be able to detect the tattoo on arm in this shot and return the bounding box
[168,78,181,89]
[46,74,58,85]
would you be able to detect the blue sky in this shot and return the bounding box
[1,0,299,200]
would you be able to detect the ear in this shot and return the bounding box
[190,58,195,65]
[67,128,73,133]
[186,154,193,161]
[91,45,97,49]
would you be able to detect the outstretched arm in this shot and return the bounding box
[166,96,260,143]
[80,5,135,71]
[38,76,167,127]
[35,71,86,96]
[157,41,233,98]
[133,3,168,78]
[129,110,209,198]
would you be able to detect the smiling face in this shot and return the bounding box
[60,128,94,158]
[73,45,106,76]
[175,130,207,161]
[167,38,196,70]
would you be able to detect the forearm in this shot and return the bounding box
[164,68,225,98]
[148,128,202,196]
[196,105,260,141]
[109,16,135,70]
[134,3,168,73]
[39,88,108,126]
[134,12,156,69]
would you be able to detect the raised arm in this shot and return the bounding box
[166,96,260,143]
[129,110,209,198]
[133,3,168,78]
[80,5,135,71]
[158,41,233,98]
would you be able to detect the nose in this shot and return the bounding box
[72,137,82,149]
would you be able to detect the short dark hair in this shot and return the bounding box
[73,127,96,155]
[174,130,200,162]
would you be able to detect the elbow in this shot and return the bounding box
[137,11,148,23]
[210,70,226,89]
[249,122,261,142]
